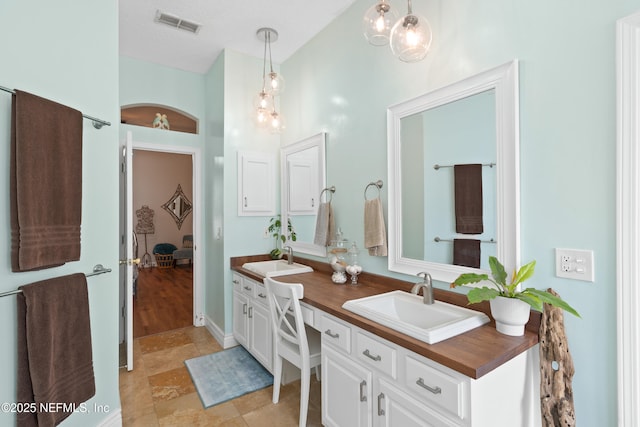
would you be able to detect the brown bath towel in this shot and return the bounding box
[453,239,481,268]
[454,164,484,234]
[17,273,95,427]
[11,90,83,272]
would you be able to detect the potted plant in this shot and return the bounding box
[267,215,297,259]
[450,256,580,336]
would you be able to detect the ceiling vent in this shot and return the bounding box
[154,10,201,34]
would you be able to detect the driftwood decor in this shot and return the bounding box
[539,288,576,426]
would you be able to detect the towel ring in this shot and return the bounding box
[364,180,383,200]
[320,186,336,203]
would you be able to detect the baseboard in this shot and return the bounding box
[203,314,238,349]
[97,408,122,427]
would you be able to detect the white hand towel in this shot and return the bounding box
[364,197,387,256]
[314,202,335,246]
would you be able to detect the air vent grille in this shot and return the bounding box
[154,10,201,34]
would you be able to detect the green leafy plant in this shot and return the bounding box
[450,256,580,317]
[267,215,297,259]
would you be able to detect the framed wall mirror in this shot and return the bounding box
[387,60,520,283]
[162,184,193,230]
[281,132,327,257]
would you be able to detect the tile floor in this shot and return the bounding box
[119,326,322,426]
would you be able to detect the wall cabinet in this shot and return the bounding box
[320,312,538,427]
[237,151,275,216]
[232,273,272,371]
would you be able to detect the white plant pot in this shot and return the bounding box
[489,296,531,336]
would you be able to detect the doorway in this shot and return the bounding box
[132,149,193,338]
[119,138,203,369]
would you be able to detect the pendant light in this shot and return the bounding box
[362,0,398,46]
[390,0,432,62]
[255,28,285,132]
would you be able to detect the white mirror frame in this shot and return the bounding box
[387,60,520,283]
[281,132,328,257]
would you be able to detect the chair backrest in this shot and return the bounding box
[183,235,193,248]
[264,277,309,360]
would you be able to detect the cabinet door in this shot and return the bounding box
[375,378,458,427]
[287,158,316,214]
[322,345,373,427]
[232,290,249,347]
[249,302,273,371]
[238,151,275,216]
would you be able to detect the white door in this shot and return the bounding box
[119,131,135,371]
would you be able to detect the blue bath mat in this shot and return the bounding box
[185,346,273,408]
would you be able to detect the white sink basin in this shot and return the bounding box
[242,260,313,277]
[342,290,489,344]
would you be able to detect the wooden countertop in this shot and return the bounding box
[231,255,540,379]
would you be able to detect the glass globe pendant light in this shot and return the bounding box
[362,0,398,46]
[390,0,432,62]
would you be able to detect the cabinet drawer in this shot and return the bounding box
[320,315,351,354]
[356,332,396,379]
[405,356,464,420]
[254,282,268,306]
[232,274,243,292]
[300,303,314,327]
[240,277,255,297]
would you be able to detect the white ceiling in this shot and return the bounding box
[119,0,360,74]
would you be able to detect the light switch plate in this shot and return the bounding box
[555,248,595,282]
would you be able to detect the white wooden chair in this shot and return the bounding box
[264,277,321,427]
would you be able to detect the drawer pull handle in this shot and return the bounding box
[416,377,442,394]
[258,293,266,299]
[243,286,252,291]
[324,329,340,339]
[232,279,240,284]
[377,393,385,416]
[363,349,381,362]
[248,306,253,318]
[359,380,367,402]
[243,303,247,315]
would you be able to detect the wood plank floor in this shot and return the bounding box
[133,265,193,338]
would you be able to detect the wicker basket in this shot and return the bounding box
[154,253,174,269]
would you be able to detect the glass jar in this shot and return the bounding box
[328,228,348,284]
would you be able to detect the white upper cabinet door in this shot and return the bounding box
[288,158,317,214]
[238,151,276,216]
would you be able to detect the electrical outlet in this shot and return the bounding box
[555,248,595,282]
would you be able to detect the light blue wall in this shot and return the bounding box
[0,1,120,426]
[280,0,638,424]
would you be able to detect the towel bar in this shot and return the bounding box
[0,264,112,298]
[0,85,111,129]
[434,237,496,244]
[433,162,495,170]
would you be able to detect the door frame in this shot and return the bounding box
[131,140,204,329]
[616,10,640,426]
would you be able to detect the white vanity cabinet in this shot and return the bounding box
[231,273,273,371]
[320,312,538,427]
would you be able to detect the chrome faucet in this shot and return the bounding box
[411,272,434,304]
[283,246,293,265]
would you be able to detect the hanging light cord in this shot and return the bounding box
[261,31,268,91]
[267,31,275,74]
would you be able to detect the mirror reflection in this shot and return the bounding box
[281,132,327,257]
[162,184,193,230]
[400,89,497,270]
[388,60,520,283]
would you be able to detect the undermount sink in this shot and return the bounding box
[242,260,313,277]
[342,290,489,344]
